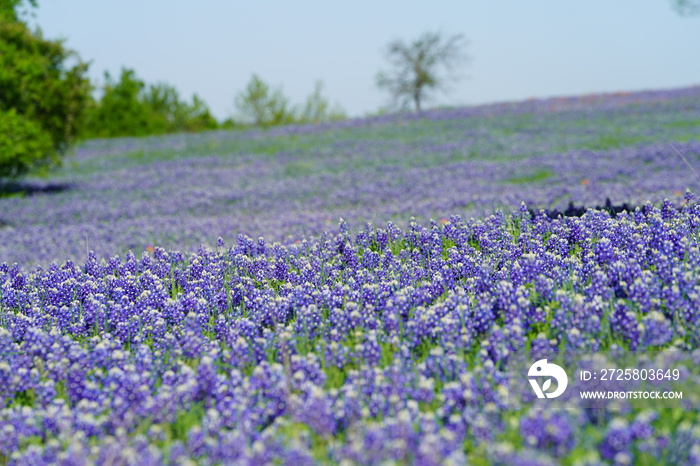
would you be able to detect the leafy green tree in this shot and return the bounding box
[142,81,182,134]
[234,74,295,127]
[0,0,37,22]
[179,94,219,132]
[0,0,91,181]
[83,68,219,138]
[83,68,152,138]
[145,83,218,133]
[0,109,54,179]
[234,76,346,127]
[297,81,347,124]
[376,31,468,112]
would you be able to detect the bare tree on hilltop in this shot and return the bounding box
[376,31,468,113]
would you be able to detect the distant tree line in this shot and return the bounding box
[1,0,695,183]
[0,0,347,183]
[83,70,347,138]
[82,68,219,139]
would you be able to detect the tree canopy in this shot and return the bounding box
[235,75,346,127]
[671,0,700,15]
[82,68,219,138]
[0,0,38,22]
[297,81,347,124]
[234,74,295,127]
[0,0,91,181]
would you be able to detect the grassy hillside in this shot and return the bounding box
[1,86,699,267]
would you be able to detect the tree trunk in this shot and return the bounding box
[413,90,421,112]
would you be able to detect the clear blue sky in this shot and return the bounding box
[31,0,700,120]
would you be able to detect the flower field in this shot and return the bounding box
[2,87,700,268]
[1,87,700,464]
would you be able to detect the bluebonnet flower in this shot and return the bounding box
[1,88,700,460]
